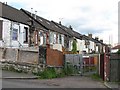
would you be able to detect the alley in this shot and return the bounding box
[2,71,106,88]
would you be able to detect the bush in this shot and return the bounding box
[39,67,57,79]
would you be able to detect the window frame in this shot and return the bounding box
[12,28,18,41]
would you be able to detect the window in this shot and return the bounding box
[43,33,46,45]
[53,33,56,44]
[24,27,28,43]
[49,32,54,44]
[0,20,3,40]
[59,34,62,44]
[12,28,18,40]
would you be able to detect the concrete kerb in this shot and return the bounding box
[103,82,119,89]
[103,82,112,89]
[1,76,39,79]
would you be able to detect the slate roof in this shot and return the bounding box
[0,2,107,46]
[21,9,69,35]
[0,2,44,30]
[51,21,82,40]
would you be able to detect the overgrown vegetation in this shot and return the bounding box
[3,62,79,79]
[34,62,79,79]
[38,67,57,79]
[72,39,77,54]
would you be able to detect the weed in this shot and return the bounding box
[39,67,57,79]
[91,73,102,81]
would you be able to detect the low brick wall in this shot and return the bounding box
[18,50,38,64]
[46,48,64,67]
[0,47,39,64]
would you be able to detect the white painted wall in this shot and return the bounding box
[68,39,73,51]
[0,17,29,48]
[53,44,62,52]
[61,34,64,47]
[89,41,95,53]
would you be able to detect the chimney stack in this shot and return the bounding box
[100,39,103,43]
[69,25,72,30]
[35,10,37,19]
[31,8,33,16]
[59,21,61,25]
[88,33,92,38]
[95,37,99,40]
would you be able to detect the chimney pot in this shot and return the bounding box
[59,21,61,25]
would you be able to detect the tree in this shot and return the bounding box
[72,39,77,54]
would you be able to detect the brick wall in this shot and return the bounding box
[18,50,38,64]
[46,48,64,67]
[0,48,39,64]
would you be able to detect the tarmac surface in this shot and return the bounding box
[1,70,119,89]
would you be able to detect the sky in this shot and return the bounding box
[0,0,119,46]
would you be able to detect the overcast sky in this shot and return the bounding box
[1,0,119,46]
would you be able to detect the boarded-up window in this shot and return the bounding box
[0,20,3,40]
[24,27,28,43]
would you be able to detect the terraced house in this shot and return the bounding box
[0,2,107,54]
[0,2,31,48]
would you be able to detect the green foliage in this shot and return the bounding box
[117,49,120,54]
[8,65,15,71]
[72,39,77,54]
[91,73,102,81]
[39,67,57,79]
[62,62,79,75]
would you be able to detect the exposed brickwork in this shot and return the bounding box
[46,48,64,67]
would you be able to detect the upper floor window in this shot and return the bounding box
[59,34,62,44]
[24,27,28,43]
[0,20,3,40]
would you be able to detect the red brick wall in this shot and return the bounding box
[83,57,94,65]
[46,48,64,67]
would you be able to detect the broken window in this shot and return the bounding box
[24,27,28,43]
[0,20,3,40]
[12,28,18,40]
